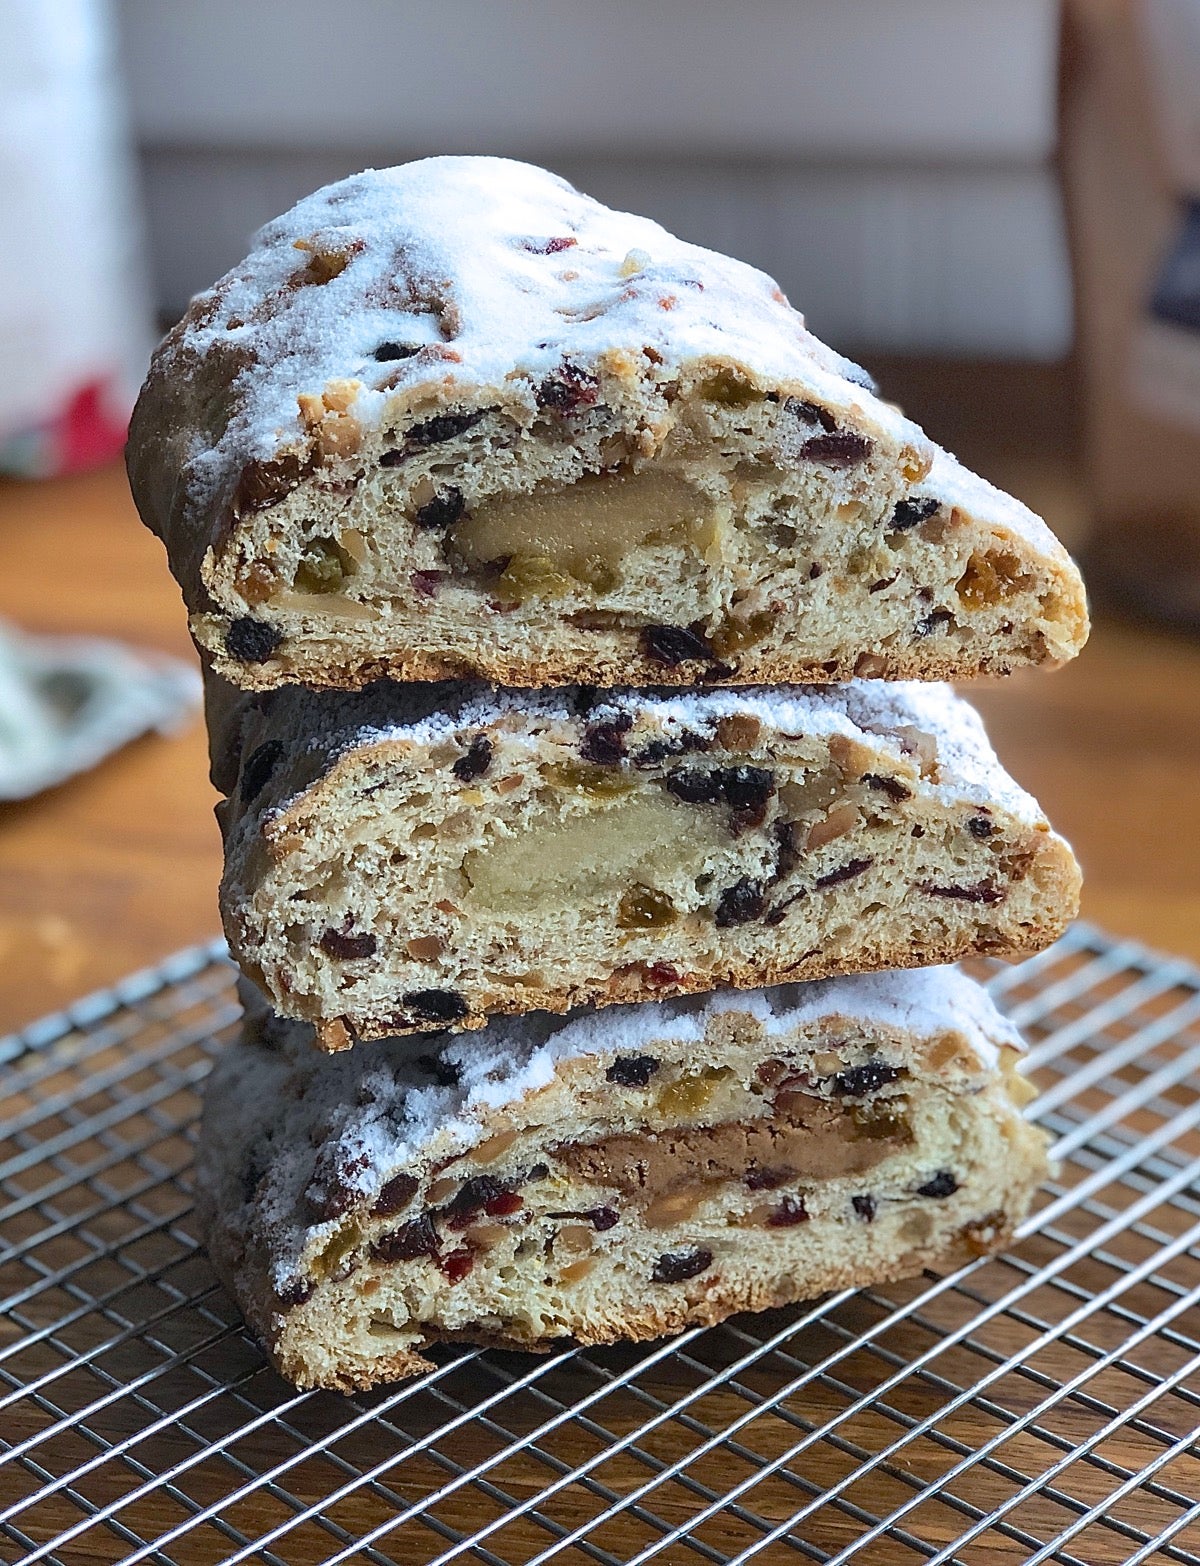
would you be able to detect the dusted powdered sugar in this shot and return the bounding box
[155,155,926,516]
[256,678,1048,832]
[198,965,1026,1297]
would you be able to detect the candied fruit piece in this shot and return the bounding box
[544,760,634,799]
[617,885,678,929]
[850,1104,911,1142]
[657,1069,729,1120]
[496,553,576,602]
[315,1220,362,1280]
[697,372,759,406]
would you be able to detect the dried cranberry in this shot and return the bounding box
[800,431,873,465]
[887,497,940,532]
[715,878,765,927]
[852,1194,877,1222]
[828,1062,901,1097]
[641,624,715,665]
[225,617,282,663]
[605,1055,660,1087]
[863,773,912,802]
[452,735,493,781]
[414,488,465,530]
[967,816,995,839]
[373,1213,440,1263]
[766,1195,809,1228]
[372,1172,419,1217]
[240,739,285,804]
[439,1247,475,1283]
[918,881,1005,905]
[485,1190,523,1218]
[407,410,485,447]
[536,362,599,413]
[442,1175,512,1230]
[643,961,681,987]
[319,927,378,961]
[374,341,421,362]
[917,1171,959,1199]
[814,858,873,890]
[581,712,633,765]
[404,989,469,1023]
[651,1247,713,1284]
[915,610,953,637]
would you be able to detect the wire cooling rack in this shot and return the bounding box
[1,924,1199,1566]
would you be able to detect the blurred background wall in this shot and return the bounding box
[113,0,1071,360]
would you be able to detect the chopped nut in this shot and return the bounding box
[645,1187,706,1228]
[560,1256,597,1283]
[472,1130,518,1165]
[714,714,763,751]
[806,803,859,850]
[406,935,446,961]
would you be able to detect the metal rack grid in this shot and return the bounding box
[1,921,1199,1566]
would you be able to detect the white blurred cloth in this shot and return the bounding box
[0,0,152,474]
[0,619,200,799]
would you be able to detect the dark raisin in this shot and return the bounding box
[771,821,803,883]
[800,431,873,465]
[581,712,633,765]
[414,488,465,530]
[374,341,421,362]
[411,569,445,598]
[379,448,405,467]
[372,1213,441,1263]
[589,1206,619,1231]
[633,730,712,767]
[720,766,774,814]
[536,362,599,413]
[605,1054,660,1087]
[404,988,469,1023]
[915,609,953,637]
[240,739,285,805]
[417,1052,461,1086]
[319,927,377,960]
[641,624,715,665]
[917,1171,959,1199]
[441,1175,521,1229]
[715,878,766,927]
[526,1162,549,1182]
[663,769,722,805]
[407,410,486,447]
[765,889,808,926]
[869,576,898,593]
[967,815,995,839]
[852,1194,877,1222]
[766,1195,809,1228]
[784,397,836,432]
[888,496,940,532]
[439,1247,475,1282]
[863,773,912,802]
[745,1166,792,1192]
[918,881,1005,905]
[830,1061,901,1097]
[276,1277,314,1308]
[308,1147,372,1221]
[815,857,874,889]
[225,617,283,663]
[651,1247,713,1284]
[452,735,493,781]
[233,453,312,516]
[373,1172,419,1217]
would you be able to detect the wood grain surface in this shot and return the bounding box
[1,458,1198,1037]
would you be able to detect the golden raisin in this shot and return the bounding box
[956,551,1027,608]
[496,553,576,602]
[617,885,678,929]
[544,761,634,799]
[294,536,356,594]
[710,611,774,657]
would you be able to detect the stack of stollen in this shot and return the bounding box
[127,158,1088,1393]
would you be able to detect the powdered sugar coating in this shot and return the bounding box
[200,966,1026,1297]
[148,155,928,520]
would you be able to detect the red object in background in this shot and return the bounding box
[57,378,129,473]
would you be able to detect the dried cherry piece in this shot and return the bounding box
[372,1213,441,1263]
[414,488,465,530]
[641,624,715,665]
[887,497,940,532]
[605,1055,660,1087]
[852,1194,877,1222]
[452,735,493,781]
[319,927,378,961]
[439,1247,475,1283]
[443,1175,516,1229]
[800,431,872,465]
[373,1172,419,1217]
[240,739,285,805]
[651,1247,713,1284]
[715,878,765,927]
[814,857,874,889]
[404,989,469,1023]
[580,712,633,765]
[917,1171,959,1199]
[828,1062,901,1097]
[225,617,282,663]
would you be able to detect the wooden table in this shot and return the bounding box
[1,460,1198,1037]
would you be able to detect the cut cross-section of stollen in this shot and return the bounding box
[196,967,1051,1392]
[127,156,1087,691]
[216,677,1080,1047]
